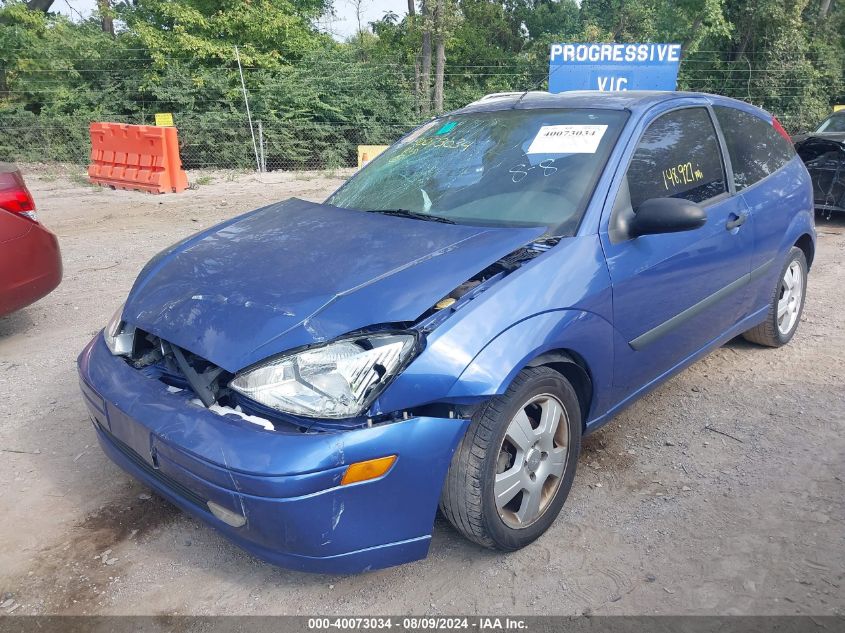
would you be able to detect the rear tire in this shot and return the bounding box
[742,246,807,347]
[440,366,581,550]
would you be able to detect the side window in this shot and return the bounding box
[714,106,796,191]
[624,107,727,212]
[817,113,845,133]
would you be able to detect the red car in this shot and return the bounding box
[0,164,62,317]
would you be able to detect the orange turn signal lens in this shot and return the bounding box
[341,455,397,486]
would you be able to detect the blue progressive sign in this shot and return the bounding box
[548,43,682,93]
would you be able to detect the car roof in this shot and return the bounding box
[453,90,767,119]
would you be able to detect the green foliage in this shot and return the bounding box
[0,0,843,169]
[117,0,332,67]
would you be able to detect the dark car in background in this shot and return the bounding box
[0,164,62,317]
[793,111,845,215]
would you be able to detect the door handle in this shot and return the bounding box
[726,212,747,230]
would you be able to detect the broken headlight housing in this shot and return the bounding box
[103,303,136,356]
[229,333,418,419]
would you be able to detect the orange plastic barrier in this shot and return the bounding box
[88,123,189,194]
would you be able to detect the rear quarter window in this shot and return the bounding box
[714,106,796,191]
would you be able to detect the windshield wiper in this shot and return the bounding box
[369,209,456,224]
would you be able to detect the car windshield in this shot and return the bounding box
[816,113,845,133]
[327,108,628,235]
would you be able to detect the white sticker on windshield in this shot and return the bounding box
[527,124,608,154]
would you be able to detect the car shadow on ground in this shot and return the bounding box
[0,307,36,339]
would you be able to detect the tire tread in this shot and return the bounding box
[742,247,806,347]
[439,366,573,549]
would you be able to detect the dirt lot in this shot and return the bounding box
[0,166,843,616]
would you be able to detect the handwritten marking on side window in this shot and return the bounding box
[662,162,704,190]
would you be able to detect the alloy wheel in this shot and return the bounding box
[777,260,804,336]
[494,393,569,529]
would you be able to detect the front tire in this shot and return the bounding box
[743,246,808,347]
[440,366,581,550]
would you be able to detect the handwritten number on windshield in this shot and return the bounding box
[509,159,559,183]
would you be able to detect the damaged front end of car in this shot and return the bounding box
[100,235,554,435]
[80,197,553,572]
[796,136,845,216]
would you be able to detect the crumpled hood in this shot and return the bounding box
[793,132,845,144]
[795,135,845,164]
[123,198,544,372]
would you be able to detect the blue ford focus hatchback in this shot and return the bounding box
[78,91,815,573]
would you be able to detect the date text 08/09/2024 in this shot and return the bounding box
[306,617,527,630]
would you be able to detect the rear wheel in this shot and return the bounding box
[742,246,808,347]
[440,366,581,550]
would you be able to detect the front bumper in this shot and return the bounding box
[78,336,469,573]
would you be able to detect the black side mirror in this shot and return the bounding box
[630,197,707,237]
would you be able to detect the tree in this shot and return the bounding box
[420,0,432,116]
[25,0,52,12]
[579,0,658,41]
[818,0,833,20]
[118,0,331,67]
[347,0,370,38]
[433,0,445,113]
[1,0,844,165]
[97,0,114,36]
[404,0,421,113]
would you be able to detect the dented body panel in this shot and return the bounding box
[372,235,616,419]
[124,198,544,373]
[79,336,468,573]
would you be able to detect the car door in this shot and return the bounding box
[712,105,806,309]
[600,105,754,398]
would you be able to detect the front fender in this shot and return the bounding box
[372,235,613,417]
[443,310,614,422]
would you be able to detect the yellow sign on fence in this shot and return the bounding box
[155,112,175,127]
[834,105,844,112]
[357,145,389,168]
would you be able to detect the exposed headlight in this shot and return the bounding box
[229,333,418,419]
[103,303,136,356]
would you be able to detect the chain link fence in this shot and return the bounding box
[0,116,416,171]
[1,54,842,172]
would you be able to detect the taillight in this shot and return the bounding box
[772,117,792,143]
[0,168,37,222]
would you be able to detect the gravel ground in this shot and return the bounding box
[0,166,843,616]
